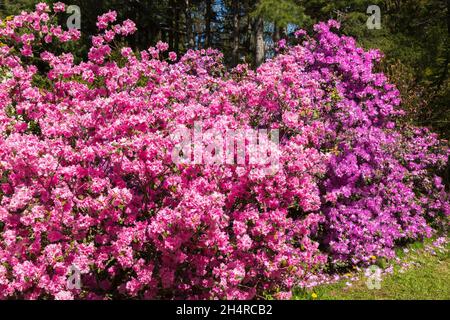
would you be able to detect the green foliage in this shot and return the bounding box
[252,0,310,27]
[0,0,39,15]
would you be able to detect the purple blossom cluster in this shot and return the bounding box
[0,3,448,300]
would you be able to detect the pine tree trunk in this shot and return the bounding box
[273,23,283,43]
[243,0,252,64]
[174,0,180,52]
[205,0,212,48]
[185,0,195,48]
[254,16,265,67]
[232,0,240,66]
[168,0,175,49]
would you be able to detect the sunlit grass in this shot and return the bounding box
[293,238,449,300]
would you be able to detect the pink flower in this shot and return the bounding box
[35,3,50,13]
[169,52,177,61]
[277,39,287,49]
[156,41,169,52]
[55,291,74,300]
[294,29,307,38]
[119,20,137,35]
[53,2,66,13]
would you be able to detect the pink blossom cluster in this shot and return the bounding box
[0,4,448,300]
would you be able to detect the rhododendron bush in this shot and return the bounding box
[0,3,448,300]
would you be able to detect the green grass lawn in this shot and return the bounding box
[293,239,450,300]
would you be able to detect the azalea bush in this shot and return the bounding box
[0,3,448,300]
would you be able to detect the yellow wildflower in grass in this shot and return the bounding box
[370,255,377,260]
[311,293,318,299]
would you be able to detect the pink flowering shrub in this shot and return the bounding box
[0,4,448,299]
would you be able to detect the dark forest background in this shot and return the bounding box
[1,0,449,140]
